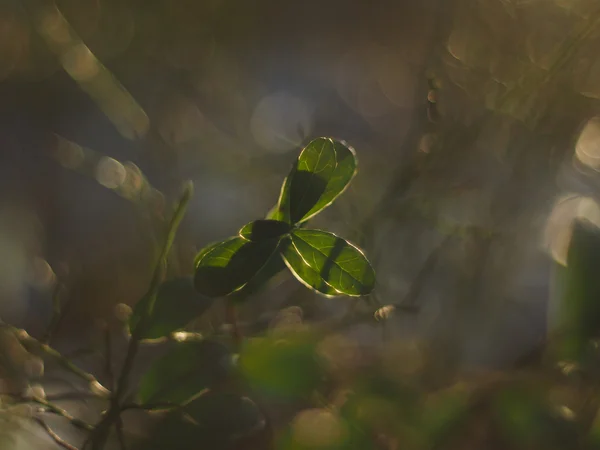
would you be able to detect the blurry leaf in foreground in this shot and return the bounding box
[137,340,231,406]
[194,237,280,298]
[129,277,213,340]
[31,3,148,139]
[240,331,323,399]
[492,384,578,449]
[283,229,375,297]
[279,408,353,450]
[552,219,600,362]
[140,392,265,450]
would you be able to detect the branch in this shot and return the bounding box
[0,322,110,398]
[30,395,94,431]
[42,281,67,345]
[88,181,193,450]
[34,417,80,450]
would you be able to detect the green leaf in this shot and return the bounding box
[140,391,265,450]
[230,248,287,301]
[194,241,221,268]
[194,236,280,298]
[299,139,357,222]
[280,237,341,297]
[240,332,324,399]
[283,229,375,297]
[239,219,291,242]
[129,277,213,340]
[275,137,356,225]
[137,340,231,405]
[552,219,600,362]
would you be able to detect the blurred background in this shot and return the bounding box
[3,0,600,448]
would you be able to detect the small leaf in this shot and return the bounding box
[280,237,341,297]
[137,340,231,405]
[299,139,357,223]
[239,219,291,242]
[194,237,280,298]
[283,229,375,296]
[273,138,357,224]
[129,277,212,340]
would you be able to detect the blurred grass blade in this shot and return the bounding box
[26,1,149,140]
[551,220,600,362]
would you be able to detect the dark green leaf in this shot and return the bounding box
[194,241,221,268]
[139,391,265,450]
[194,237,280,298]
[283,229,375,296]
[137,340,231,405]
[129,277,213,340]
[299,139,357,223]
[240,332,323,399]
[239,219,291,242]
[277,138,357,224]
[231,248,287,301]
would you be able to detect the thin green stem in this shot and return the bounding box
[88,181,193,450]
[42,281,66,344]
[34,418,80,450]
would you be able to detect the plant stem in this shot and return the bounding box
[88,181,193,450]
[42,281,66,344]
[34,417,80,450]
[17,395,94,431]
[226,299,242,351]
[0,321,110,398]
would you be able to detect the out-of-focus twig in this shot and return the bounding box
[34,417,80,450]
[31,395,94,431]
[0,321,110,398]
[42,281,67,344]
[87,182,193,450]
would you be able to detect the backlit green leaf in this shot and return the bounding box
[129,277,213,340]
[194,237,280,298]
[274,138,357,225]
[239,219,291,242]
[194,241,221,268]
[300,139,357,223]
[285,229,375,296]
[280,237,341,297]
[137,340,231,406]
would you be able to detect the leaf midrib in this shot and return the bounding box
[291,231,366,287]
